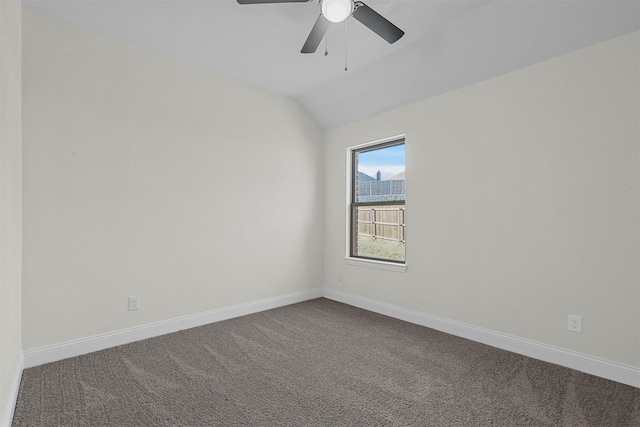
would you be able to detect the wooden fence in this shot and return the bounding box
[356,205,405,243]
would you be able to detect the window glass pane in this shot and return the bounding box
[355,143,405,203]
[355,205,405,262]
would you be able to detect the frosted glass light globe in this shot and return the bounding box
[321,0,353,23]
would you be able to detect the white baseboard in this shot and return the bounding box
[24,288,323,369]
[323,288,640,388]
[2,354,23,427]
[21,287,639,388]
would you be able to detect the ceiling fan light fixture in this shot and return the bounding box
[321,0,353,23]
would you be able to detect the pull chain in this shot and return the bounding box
[324,31,328,56]
[344,19,348,71]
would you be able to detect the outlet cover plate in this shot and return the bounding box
[568,314,582,333]
[129,296,140,311]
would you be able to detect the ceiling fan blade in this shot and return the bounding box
[301,15,330,54]
[352,1,404,44]
[237,0,310,4]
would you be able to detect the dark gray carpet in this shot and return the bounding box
[12,298,640,426]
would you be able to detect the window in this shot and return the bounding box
[350,138,405,264]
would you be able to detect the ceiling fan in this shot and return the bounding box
[236,0,405,54]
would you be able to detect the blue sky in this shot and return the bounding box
[357,143,405,180]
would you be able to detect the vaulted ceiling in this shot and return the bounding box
[24,0,640,129]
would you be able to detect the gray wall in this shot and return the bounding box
[324,32,640,367]
[22,9,324,351]
[0,1,23,424]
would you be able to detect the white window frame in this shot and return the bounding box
[345,135,407,273]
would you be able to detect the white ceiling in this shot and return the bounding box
[24,0,640,129]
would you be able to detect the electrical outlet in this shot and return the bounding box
[128,296,140,311]
[568,314,582,333]
[338,272,343,282]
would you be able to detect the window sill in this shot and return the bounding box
[344,257,407,273]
